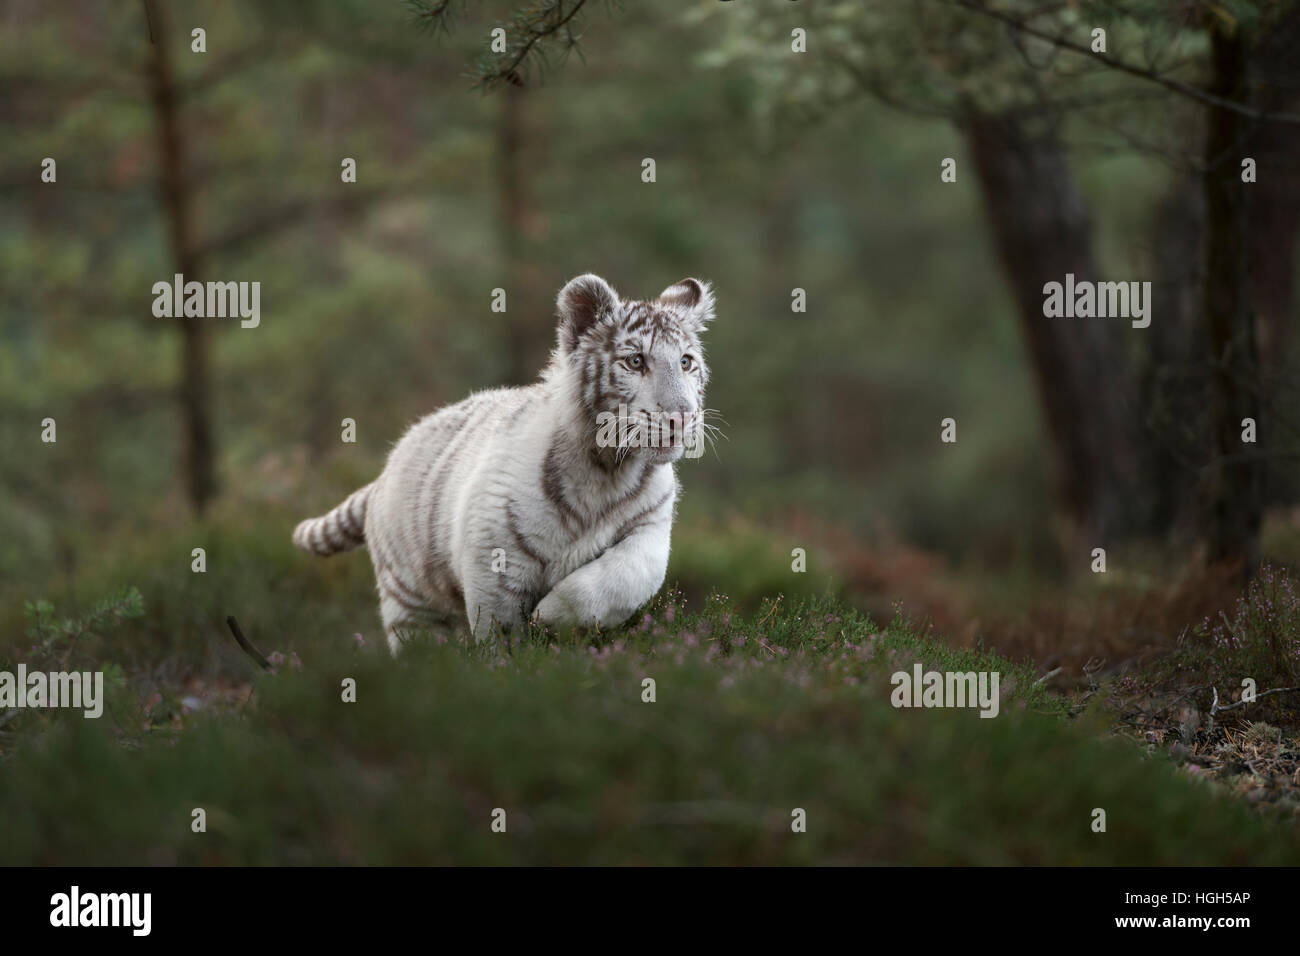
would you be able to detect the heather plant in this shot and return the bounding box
[1127,565,1300,731]
[1197,564,1300,689]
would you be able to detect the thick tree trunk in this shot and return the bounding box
[1249,9,1300,508]
[1252,6,1300,381]
[145,0,215,513]
[1246,123,1299,511]
[1140,175,1206,535]
[1203,25,1263,575]
[1137,7,1299,539]
[963,113,1143,544]
[1250,164,1298,376]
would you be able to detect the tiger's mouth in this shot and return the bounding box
[650,414,698,448]
[592,405,701,459]
[645,443,686,463]
[647,419,702,461]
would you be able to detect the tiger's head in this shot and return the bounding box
[554,273,713,465]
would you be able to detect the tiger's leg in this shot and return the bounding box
[381,588,425,655]
[461,573,534,643]
[533,505,672,630]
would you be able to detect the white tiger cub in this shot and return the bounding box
[293,273,714,652]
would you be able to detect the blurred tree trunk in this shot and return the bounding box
[962,112,1142,544]
[498,75,546,382]
[145,0,216,513]
[1136,6,1300,535]
[1141,175,1206,535]
[1203,23,1263,575]
[1250,150,1299,378]
[1249,12,1300,509]
[1252,6,1300,381]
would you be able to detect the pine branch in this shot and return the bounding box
[478,0,592,88]
[951,0,1300,125]
[408,0,608,89]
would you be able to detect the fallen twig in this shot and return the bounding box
[1082,657,1105,693]
[1208,684,1300,734]
[226,615,272,671]
[1033,666,1063,687]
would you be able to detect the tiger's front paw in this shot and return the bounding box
[532,586,583,627]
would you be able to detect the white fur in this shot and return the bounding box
[293,274,714,653]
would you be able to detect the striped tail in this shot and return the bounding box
[293,483,374,556]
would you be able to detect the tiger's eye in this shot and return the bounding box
[628,354,643,368]
[680,355,692,370]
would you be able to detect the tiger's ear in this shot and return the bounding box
[658,278,715,332]
[557,274,620,352]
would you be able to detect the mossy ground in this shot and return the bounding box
[3,520,1297,865]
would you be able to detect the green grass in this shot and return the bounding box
[3,553,1298,863]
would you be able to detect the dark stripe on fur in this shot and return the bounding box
[377,559,428,609]
[592,457,655,527]
[380,584,427,613]
[542,444,583,530]
[369,532,428,607]
[505,503,545,566]
[612,488,673,545]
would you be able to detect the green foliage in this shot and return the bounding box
[667,516,843,612]
[2,591,1291,864]
[3,518,1294,864]
[407,0,625,88]
[0,0,1124,614]
[2,587,140,740]
[22,586,144,659]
